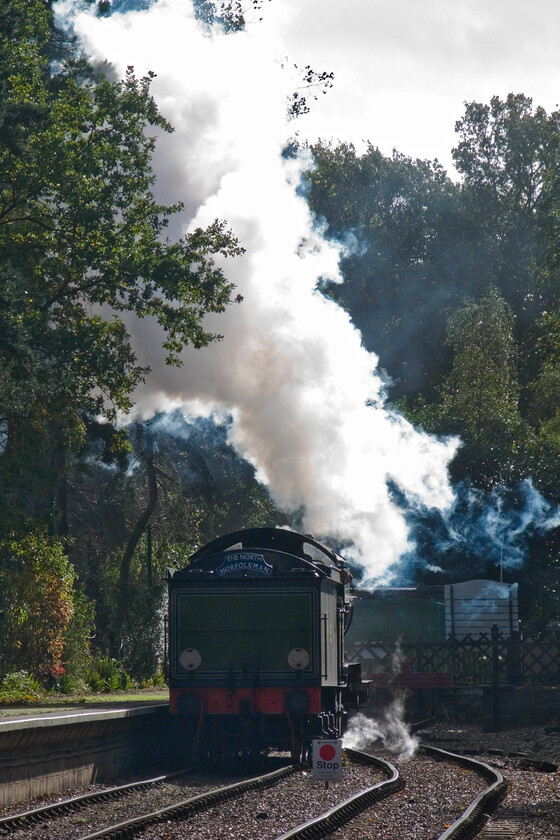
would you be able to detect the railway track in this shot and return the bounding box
[322,745,504,840]
[79,762,303,840]
[273,749,402,840]
[3,739,554,840]
[476,815,521,839]
[80,755,391,840]
[474,765,560,840]
[422,745,506,840]
[0,769,199,836]
[0,761,301,840]
[0,747,496,840]
[0,754,392,840]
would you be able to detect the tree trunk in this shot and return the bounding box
[113,426,158,653]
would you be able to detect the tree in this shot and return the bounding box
[522,311,560,501]
[0,0,243,534]
[438,288,528,488]
[288,65,334,118]
[452,94,560,325]
[193,0,271,31]
[68,414,284,667]
[305,100,560,402]
[0,533,75,680]
[306,141,473,398]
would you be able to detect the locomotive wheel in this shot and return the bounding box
[290,737,302,762]
[300,739,312,763]
[290,737,311,763]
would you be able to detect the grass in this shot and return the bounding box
[0,686,169,717]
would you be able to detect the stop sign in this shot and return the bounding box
[312,739,343,781]
[319,743,336,761]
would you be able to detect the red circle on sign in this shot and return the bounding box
[319,744,336,761]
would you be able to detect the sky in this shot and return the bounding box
[54,0,560,583]
[70,0,560,175]
[275,0,560,175]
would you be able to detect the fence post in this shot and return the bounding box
[416,641,423,673]
[506,630,523,685]
[491,624,501,731]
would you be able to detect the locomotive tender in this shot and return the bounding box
[167,527,366,760]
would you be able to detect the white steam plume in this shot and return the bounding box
[343,705,419,760]
[63,0,458,585]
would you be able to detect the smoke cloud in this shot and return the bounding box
[404,478,560,580]
[445,479,560,565]
[344,645,418,758]
[58,0,459,584]
[344,705,419,760]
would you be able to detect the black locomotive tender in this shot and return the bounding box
[167,527,367,760]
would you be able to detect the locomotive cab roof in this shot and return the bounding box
[167,527,351,582]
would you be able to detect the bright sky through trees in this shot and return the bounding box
[275,0,560,175]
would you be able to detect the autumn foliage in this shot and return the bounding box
[0,534,75,680]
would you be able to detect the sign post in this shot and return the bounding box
[312,739,343,785]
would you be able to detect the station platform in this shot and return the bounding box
[0,700,170,807]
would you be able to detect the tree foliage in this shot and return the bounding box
[437,288,528,487]
[4,0,560,671]
[193,0,271,31]
[0,0,242,535]
[0,0,253,682]
[307,96,560,627]
[0,533,76,680]
[452,93,560,324]
[289,65,335,118]
[69,414,284,671]
[307,142,473,397]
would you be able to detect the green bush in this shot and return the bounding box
[0,671,44,704]
[140,670,166,689]
[60,587,95,689]
[51,671,87,696]
[0,533,75,681]
[86,657,132,692]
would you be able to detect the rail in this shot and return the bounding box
[422,744,507,840]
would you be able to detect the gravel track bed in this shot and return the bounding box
[5,722,559,840]
[1,770,248,840]
[485,767,560,840]
[418,721,560,765]
[0,783,113,819]
[329,750,487,840]
[139,761,384,840]
[0,752,488,840]
[419,722,560,840]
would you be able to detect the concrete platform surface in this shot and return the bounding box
[0,701,169,731]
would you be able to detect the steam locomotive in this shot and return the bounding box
[167,527,367,761]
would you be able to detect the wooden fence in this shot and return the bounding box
[347,629,560,687]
